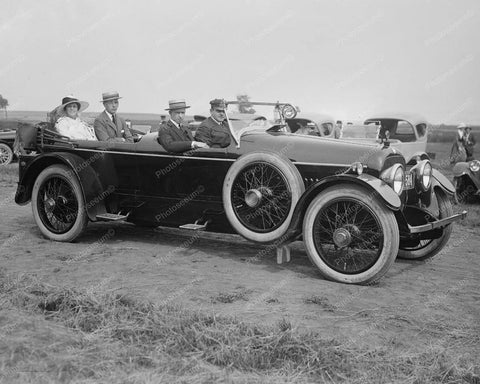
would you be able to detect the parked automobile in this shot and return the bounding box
[0,119,36,165]
[0,129,16,165]
[285,112,335,137]
[336,113,431,164]
[453,159,480,202]
[14,102,465,285]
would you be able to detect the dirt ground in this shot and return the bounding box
[1,165,479,367]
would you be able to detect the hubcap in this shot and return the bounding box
[333,228,352,248]
[245,189,263,208]
[45,198,56,211]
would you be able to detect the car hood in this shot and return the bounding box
[238,131,403,171]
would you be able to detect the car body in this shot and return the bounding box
[14,102,465,285]
[453,159,480,202]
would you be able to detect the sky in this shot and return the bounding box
[1,0,479,124]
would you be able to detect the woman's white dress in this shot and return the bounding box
[55,116,97,140]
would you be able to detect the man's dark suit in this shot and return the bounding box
[195,117,231,148]
[94,111,133,142]
[157,120,194,152]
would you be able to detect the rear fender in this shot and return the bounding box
[287,174,401,237]
[15,152,109,220]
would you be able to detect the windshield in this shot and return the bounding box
[226,104,287,144]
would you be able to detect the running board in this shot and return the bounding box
[96,213,129,221]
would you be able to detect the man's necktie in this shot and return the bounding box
[112,114,116,126]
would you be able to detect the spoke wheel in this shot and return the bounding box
[398,189,453,260]
[223,151,304,243]
[0,143,13,165]
[303,184,399,284]
[32,165,87,242]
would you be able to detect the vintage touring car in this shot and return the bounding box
[14,102,466,284]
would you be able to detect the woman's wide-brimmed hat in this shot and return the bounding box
[458,122,469,129]
[165,99,190,111]
[54,95,89,116]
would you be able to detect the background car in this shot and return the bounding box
[14,102,465,285]
[453,159,480,202]
[0,128,16,165]
[0,119,37,165]
[285,112,336,137]
[337,113,431,164]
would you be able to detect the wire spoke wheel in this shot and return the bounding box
[37,175,78,234]
[231,162,292,233]
[223,151,304,243]
[303,184,399,284]
[32,165,88,242]
[398,190,453,260]
[0,143,13,165]
[312,198,383,274]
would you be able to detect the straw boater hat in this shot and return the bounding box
[165,99,190,111]
[457,122,469,129]
[100,91,122,103]
[55,95,89,116]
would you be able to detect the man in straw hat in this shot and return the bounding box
[94,91,133,142]
[157,99,208,152]
[195,99,231,148]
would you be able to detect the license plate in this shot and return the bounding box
[404,172,414,190]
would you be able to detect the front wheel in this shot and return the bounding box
[397,189,453,260]
[0,143,13,165]
[302,184,399,284]
[32,164,88,242]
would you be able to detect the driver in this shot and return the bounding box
[195,99,231,148]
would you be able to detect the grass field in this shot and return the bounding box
[1,271,478,384]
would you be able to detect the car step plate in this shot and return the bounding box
[96,213,128,221]
[179,223,208,230]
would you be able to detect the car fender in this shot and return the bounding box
[285,173,401,238]
[406,151,430,165]
[15,152,109,220]
[432,168,455,195]
[452,162,471,178]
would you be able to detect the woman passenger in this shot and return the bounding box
[54,96,97,140]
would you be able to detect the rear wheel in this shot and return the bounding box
[223,151,304,243]
[32,164,88,242]
[398,189,453,260]
[302,184,399,284]
[0,143,13,165]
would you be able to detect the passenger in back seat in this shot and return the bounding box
[54,96,97,140]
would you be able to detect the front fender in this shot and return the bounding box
[15,152,109,220]
[452,162,471,178]
[286,173,401,238]
[432,168,455,195]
